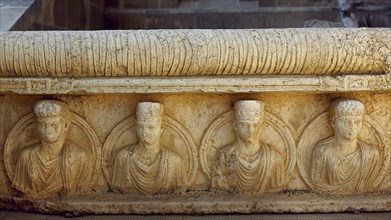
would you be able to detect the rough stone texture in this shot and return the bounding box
[0,92,390,213]
[0,211,390,219]
[0,192,390,214]
[0,28,391,214]
[1,74,391,94]
[0,29,390,77]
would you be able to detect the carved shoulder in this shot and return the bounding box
[219,144,236,157]
[114,145,136,161]
[18,147,33,160]
[358,141,380,158]
[312,138,334,160]
[17,145,39,161]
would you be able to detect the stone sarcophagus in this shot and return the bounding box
[0,29,390,214]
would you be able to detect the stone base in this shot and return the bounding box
[0,29,390,214]
[1,191,390,214]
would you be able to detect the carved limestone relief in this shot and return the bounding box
[0,29,389,77]
[103,102,197,195]
[3,100,101,198]
[0,28,390,214]
[298,98,390,194]
[200,100,296,194]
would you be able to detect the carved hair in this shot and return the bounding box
[330,98,365,123]
[234,100,264,122]
[34,100,70,121]
[136,102,163,123]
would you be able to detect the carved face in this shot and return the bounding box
[235,120,261,143]
[136,120,162,145]
[333,116,363,141]
[37,116,68,143]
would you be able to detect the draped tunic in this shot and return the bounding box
[111,145,185,194]
[310,137,381,194]
[12,143,87,197]
[212,142,285,194]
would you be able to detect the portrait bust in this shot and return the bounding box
[310,98,381,194]
[111,102,186,194]
[12,100,89,197]
[211,100,285,194]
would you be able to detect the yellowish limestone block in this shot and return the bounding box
[0,29,390,77]
[0,29,390,214]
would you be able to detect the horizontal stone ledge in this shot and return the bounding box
[0,29,390,77]
[0,74,390,94]
[0,192,390,214]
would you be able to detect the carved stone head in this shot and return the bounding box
[136,102,164,145]
[330,98,365,141]
[34,100,70,143]
[234,100,264,143]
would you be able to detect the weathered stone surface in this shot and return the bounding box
[4,100,100,198]
[1,74,391,94]
[0,29,390,77]
[106,102,195,194]
[301,98,387,194]
[206,100,295,194]
[0,92,390,213]
[0,29,390,214]
[0,192,390,214]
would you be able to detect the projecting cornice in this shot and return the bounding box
[0,29,390,77]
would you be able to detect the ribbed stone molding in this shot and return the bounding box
[0,29,390,77]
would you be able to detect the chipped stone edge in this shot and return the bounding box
[0,74,390,94]
[0,194,390,214]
